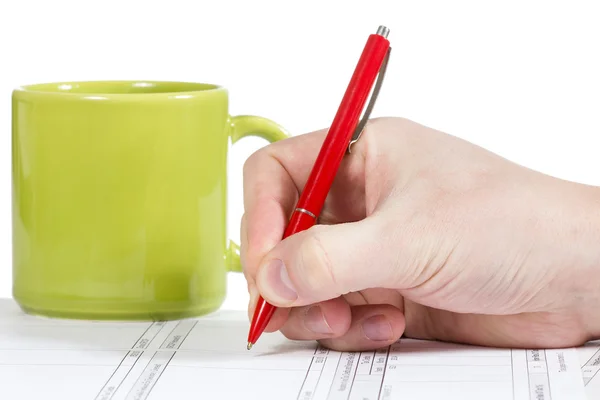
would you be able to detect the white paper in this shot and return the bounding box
[578,340,600,399]
[0,300,589,400]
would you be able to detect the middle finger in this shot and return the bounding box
[279,297,352,340]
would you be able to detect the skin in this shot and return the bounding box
[241,117,600,352]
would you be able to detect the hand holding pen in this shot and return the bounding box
[241,27,600,351]
[247,26,392,348]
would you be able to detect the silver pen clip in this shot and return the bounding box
[347,36,392,155]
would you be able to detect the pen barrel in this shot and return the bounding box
[247,28,390,348]
[283,210,317,238]
[291,33,390,219]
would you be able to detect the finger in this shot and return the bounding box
[318,304,405,352]
[241,151,298,286]
[255,216,398,308]
[276,289,405,341]
[278,297,352,340]
[241,128,369,283]
[240,212,250,283]
[241,131,327,294]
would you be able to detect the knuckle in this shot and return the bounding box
[242,156,256,180]
[242,147,267,178]
[353,117,410,169]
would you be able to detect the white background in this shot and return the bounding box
[0,0,598,311]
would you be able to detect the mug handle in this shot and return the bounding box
[226,115,290,273]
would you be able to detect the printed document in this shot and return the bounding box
[0,300,590,399]
[578,339,600,399]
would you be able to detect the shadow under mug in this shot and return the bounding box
[11,80,289,320]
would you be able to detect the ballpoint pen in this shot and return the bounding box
[247,25,392,350]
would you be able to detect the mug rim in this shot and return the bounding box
[13,80,226,101]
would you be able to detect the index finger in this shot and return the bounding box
[240,129,327,284]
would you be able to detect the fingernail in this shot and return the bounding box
[262,259,298,302]
[304,306,333,334]
[362,315,393,341]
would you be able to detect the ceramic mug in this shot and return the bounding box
[11,80,289,320]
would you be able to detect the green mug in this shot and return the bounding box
[11,80,289,320]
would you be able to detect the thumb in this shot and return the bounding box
[255,217,393,307]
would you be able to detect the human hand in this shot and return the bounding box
[241,117,600,351]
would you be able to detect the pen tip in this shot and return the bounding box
[247,342,253,350]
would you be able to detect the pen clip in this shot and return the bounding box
[347,46,392,154]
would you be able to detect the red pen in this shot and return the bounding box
[247,26,392,350]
